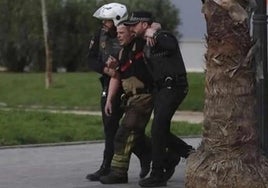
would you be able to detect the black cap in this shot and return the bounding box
[124,11,153,26]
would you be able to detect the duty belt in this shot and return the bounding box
[155,75,187,90]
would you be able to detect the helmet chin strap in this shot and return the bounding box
[108,25,117,38]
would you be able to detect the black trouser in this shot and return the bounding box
[151,85,189,171]
[167,133,193,158]
[100,88,123,168]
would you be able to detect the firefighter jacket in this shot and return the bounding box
[118,37,154,95]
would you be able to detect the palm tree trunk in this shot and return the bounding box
[185,0,268,187]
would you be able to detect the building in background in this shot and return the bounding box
[172,0,268,72]
[171,0,206,40]
[171,0,206,72]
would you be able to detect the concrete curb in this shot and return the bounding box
[0,135,202,150]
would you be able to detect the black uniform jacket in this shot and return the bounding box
[147,30,187,85]
[88,27,121,88]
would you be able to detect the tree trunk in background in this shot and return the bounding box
[186,0,268,187]
[41,0,52,89]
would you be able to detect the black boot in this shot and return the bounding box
[133,135,152,178]
[86,165,110,181]
[183,145,195,158]
[139,169,167,187]
[86,159,111,181]
[139,151,151,178]
[99,170,128,184]
[162,145,194,181]
[163,150,181,181]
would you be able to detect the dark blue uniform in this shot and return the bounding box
[87,27,124,181]
[140,30,194,187]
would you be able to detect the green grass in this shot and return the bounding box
[181,72,205,111]
[0,110,202,146]
[0,72,204,111]
[0,72,204,146]
[0,72,102,110]
[0,110,103,146]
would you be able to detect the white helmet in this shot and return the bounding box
[93,3,128,26]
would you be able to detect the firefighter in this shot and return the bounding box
[99,23,153,184]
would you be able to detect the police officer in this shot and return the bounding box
[87,3,150,181]
[124,11,194,187]
[99,23,153,184]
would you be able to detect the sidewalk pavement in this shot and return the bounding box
[0,137,201,188]
[17,108,204,124]
[65,110,204,124]
[0,107,204,124]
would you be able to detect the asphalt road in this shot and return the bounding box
[0,137,201,188]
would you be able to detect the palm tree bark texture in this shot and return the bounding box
[185,0,268,187]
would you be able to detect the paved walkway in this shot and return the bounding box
[0,107,204,124]
[0,108,203,187]
[17,108,204,124]
[0,137,201,188]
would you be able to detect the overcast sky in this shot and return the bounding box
[171,0,206,40]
